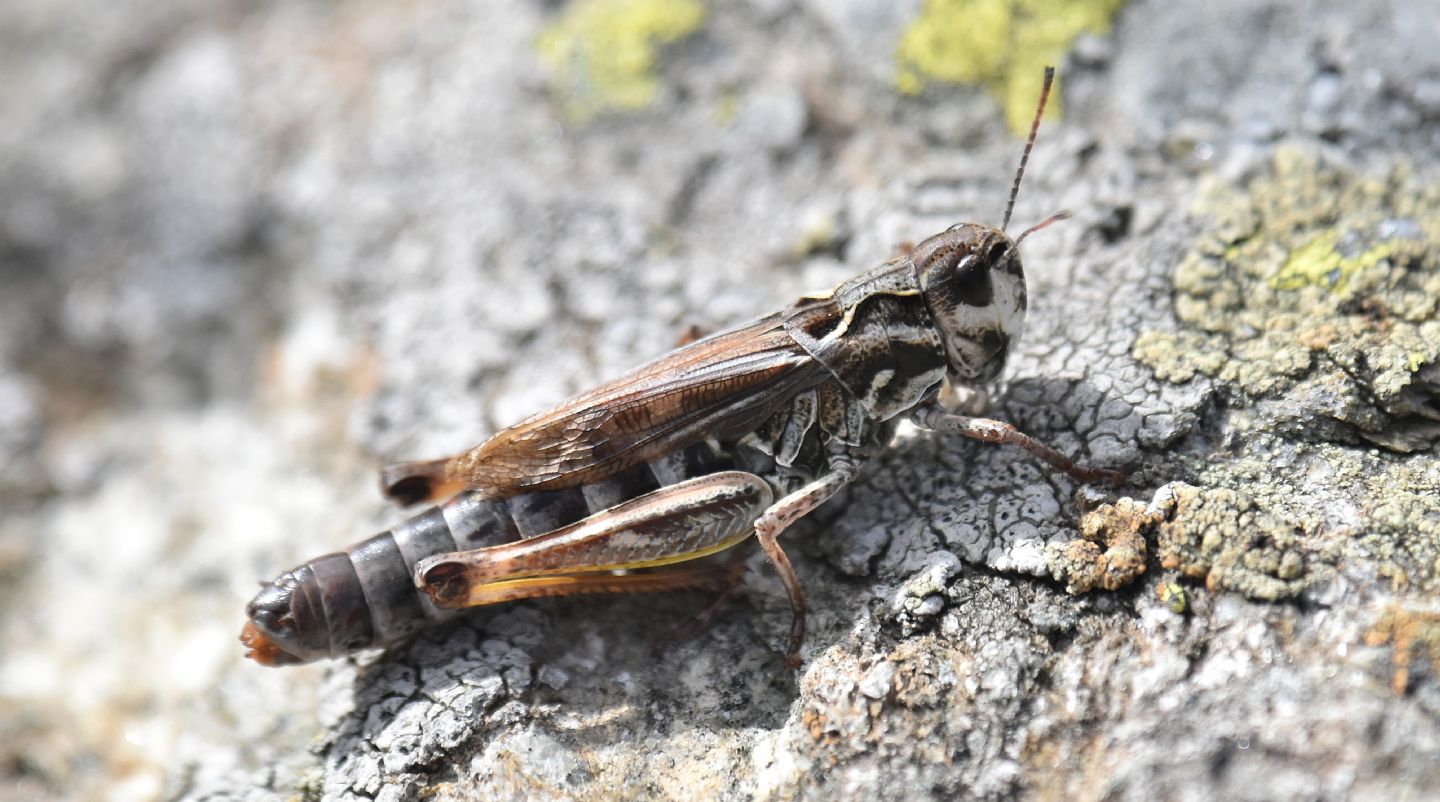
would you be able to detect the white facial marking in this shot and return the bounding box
[990,272,1027,339]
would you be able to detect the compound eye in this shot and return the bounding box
[950,252,993,307]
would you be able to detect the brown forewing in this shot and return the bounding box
[447,308,832,497]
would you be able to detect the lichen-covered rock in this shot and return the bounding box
[3,0,1440,801]
[1133,148,1440,452]
[1048,489,1155,594]
[1152,483,1315,601]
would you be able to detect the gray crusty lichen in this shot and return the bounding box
[1133,147,1440,452]
[1122,149,1440,600]
[1152,482,1313,601]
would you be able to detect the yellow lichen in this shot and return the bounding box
[1270,229,1395,294]
[895,0,1128,133]
[1157,582,1188,614]
[536,0,705,121]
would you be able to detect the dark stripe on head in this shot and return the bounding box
[1003,249,1024,277]
[973,328,1010,356]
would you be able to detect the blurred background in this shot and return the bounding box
[1,1,1438,800]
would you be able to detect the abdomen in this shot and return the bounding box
[241,491,517,665]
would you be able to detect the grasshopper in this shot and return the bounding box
[241,67,1123,667]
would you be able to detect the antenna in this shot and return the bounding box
[1015,209,1071,246]
[1000,66,1055,233]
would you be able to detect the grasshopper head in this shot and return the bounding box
[912,223,1026,384]
[912,66,1064,385]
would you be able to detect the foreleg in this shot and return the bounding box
[912,406,1125,485]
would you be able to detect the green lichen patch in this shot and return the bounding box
[1181,432,1440,594]
[1353,459,1440,592]
[895,0,1128,134]
[1135,148,1440,451]
[1152,483,1315,601]
[536,0,705,122]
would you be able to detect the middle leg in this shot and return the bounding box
[752,458,858,666]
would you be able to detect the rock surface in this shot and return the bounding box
[1,1,1438,801]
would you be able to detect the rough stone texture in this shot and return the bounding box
[1,1,1438,801]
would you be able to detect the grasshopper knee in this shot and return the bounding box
[380,458,460,506]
